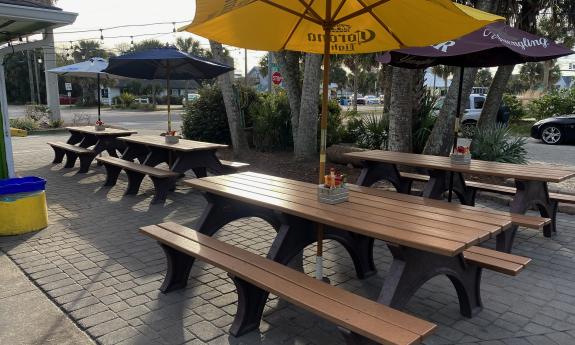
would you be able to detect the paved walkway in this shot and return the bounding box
[3,133,575,344]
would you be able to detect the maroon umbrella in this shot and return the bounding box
[378,22,573,202]
[378,21,573,68]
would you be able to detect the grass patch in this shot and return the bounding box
[508,120,533,137]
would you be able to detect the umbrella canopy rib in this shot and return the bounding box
[355,0,405,47]
[280,1,315,50]
[297,0,323,21]
[259,0,323,25]
[334,0,391,24]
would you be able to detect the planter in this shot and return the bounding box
[318,185,349,204]
[450,153,471,165]
[95,125,106,131]
[0,177,48,235]
[164,135,180,144]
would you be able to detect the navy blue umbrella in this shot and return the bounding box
[103,47,233,132]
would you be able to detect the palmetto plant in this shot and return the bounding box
[470,123,527,164]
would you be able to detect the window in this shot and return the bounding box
[569,63,575,70]
[473,97,485,109]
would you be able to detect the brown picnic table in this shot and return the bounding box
[182,172,541,318]
[346,150,575,252]
[66,126,137,156]
[48,126,137,173]
[117,135,229,176]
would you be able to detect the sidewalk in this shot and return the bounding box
[0,252,94,345]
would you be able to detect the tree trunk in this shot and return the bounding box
[294,53,322,160]
[382,65,393,114]
[423,67,478,156]
[388,68,414,153]
[542,60,552,91]
[209,40,249,155]
[275,51,302,145]
[352,67,359,112]
[477,65,514,129]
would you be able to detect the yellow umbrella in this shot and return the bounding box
[183,0,503,279]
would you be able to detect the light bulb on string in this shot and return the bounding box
[130,36,134,45]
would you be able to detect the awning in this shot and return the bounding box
[0,0,77,178]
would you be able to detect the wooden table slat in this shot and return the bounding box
[118,135,228,151]
[213,175,491,244]
[186,178,470,256]
[346,150,575,182]
[223,174,501,236]
[241,172,514,230]
[67,126,137,136]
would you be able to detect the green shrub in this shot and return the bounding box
[49,119,64,128]
[413,90,438,153]
[249,91,292,151]
[470,123,527,164]
[181,84,231,144]
[356,113,389,150]
[319,99,346,147]
[10,117,39,131]
[503,93,526,121]
[528,88,575,120]
[118,92,136,108]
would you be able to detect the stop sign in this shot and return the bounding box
[272,71,283,85]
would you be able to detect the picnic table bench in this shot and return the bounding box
[346,150,575,252]
[174,172,537,319]
[97,135,249,203]
[48,126,137,173]
[141,222,437,344]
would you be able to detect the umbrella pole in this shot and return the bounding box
[316,1,332,281]
[448,66,465,203]
[167,62,171,133]
[97,73,101,122]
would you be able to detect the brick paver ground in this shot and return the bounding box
[3,132,575,345]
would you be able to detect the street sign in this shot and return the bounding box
[272,71,283,85]
[65,82,72,91]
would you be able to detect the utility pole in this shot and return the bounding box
[33,50,41,104]
[267,52,272,92]
[244,48,248,86]
[26,50,36,103]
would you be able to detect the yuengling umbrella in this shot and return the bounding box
[48,57,110,122]
[183,0,503,280]
[103,47,233,133]
[378,21,574,201]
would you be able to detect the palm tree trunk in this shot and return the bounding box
[477,65,514,129]
[388,68,414,152]
[275,51,302,145]
[423,67,478,156]
[352,68,359,112]
[209,40,249,156]
[383,65,393,114]
[294,53,322,160]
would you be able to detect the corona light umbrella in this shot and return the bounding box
[183,0,503,280]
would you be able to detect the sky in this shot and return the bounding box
[52,0,267,76]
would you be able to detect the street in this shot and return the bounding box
[8,104,575,167]
[8,105,183,132]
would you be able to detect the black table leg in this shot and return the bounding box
[170,150,224,176]
[356,161,411,193]
[423,170,476,206]
[378,245,483,318]
[496,180,554,252]
[66,131,84,145]
[121,143,149,163]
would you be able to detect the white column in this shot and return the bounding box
[43,28,61,121]
[0,55,15,177]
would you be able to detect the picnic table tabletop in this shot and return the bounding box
[346,150,575,183]
[66,126,137,136]
[185,172,513,257]
[117,135,228,152]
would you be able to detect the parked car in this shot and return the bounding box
[59,95,77,105]
[432,93,510,133]
[364,95,380,105]
[134,97,149,104]
[531,114,575,145]
[355,97,366,105]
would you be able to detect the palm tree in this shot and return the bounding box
[431,65,454,92]
[175,37,206,57]
[342,54,378,111]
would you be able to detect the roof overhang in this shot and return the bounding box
[0,2,77,44]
